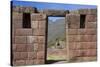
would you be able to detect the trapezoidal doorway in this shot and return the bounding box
[46,16,67,64]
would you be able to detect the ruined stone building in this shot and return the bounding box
[11,6,97,66]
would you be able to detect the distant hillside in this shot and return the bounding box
[48,18,66,48]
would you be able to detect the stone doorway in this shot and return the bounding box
[46,16,67,64]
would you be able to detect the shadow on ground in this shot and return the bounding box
[46,60,66,64]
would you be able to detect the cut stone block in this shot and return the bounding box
[80,35,97,42]
[27,52,37,60]
[78,29,97,35]
[13,6,36,13]
[38,20,46,29]
[71,49,97,57]
[32,28,45,36]
[13,44,27,52]
[37,51,45,59]
[70,9,97,14]
[86,15,97,22]
[68,23,80,29]
[67,15,80,28]
[13,60,26,66]
[38,44,45,51]
[34,59,45,64]
[27,44,34,52]
[15,29,32,36]
[38,36,45,44]
[32,28,39,36]
[15,36,27,44]
[68,35,80,42]
[69,42,80,49]
[31,13,46,21]
[84,49,97,56]
[33,43,39,51]
[39,9,69,16]
[12,12,23,20]
[13,52,28,60]
[38,28,46,35]
[66,14,80,24]
[12,20,22,28]
[26,60,34,65]
[76,57,97,61]
[27,36,38,44]
[69,42,97,50]
[80,42,97,49]
[68,29,78,35]
[31,21,38,29]
[86,22,97,28]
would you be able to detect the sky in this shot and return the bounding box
[12,0,97,10]
[11,0,97,22]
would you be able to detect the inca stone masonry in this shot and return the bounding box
[11,6,97,66]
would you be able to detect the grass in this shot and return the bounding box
[47,55,66,60]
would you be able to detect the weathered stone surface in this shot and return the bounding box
[84,49,97,56]
[32,28,45,36]
[66,14,80,29]
[68,24,80,29]
[37,51,45,59]
[79,9,97,14]
[32,28,39,35]
[27,44,34,52]
[86,15,97,22]
[70,49,97,58]
[15,36,27,44]
[39,9,69,16]
[80,35,97,42]
[13,44,27,52]
[27,36,38,44]
[13,52,28,60]
[76,57,97,61]
[27,52,37,60]
[38,44,45,51]
[38,36,45,44]
[12,20,22,28]
[70,9,97,14]
[78,29,97,35]
[80,42,97,49]
[26,60,34,65]
[33,43,39,51]
[15,29,32,36]
[86,22,97,28]
[68,29,78,35]
[13,60,26,66]
[69,42,81,49]
[34,59,45,64]
[31,13,46,21]
[31,21,38,28]
[12,6,97,65]
[12,12,23,20]
[38,20,46,29]
[68,35,80,42]
[69,42,97,49]
[38,28,46,35]
[12,12,23,28]
[13,6,36,13]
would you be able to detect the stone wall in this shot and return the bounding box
[66,9,97,61]
[11,6,97,66]
[12,12,47,66]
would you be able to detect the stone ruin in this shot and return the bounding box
[11,6,97,66]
